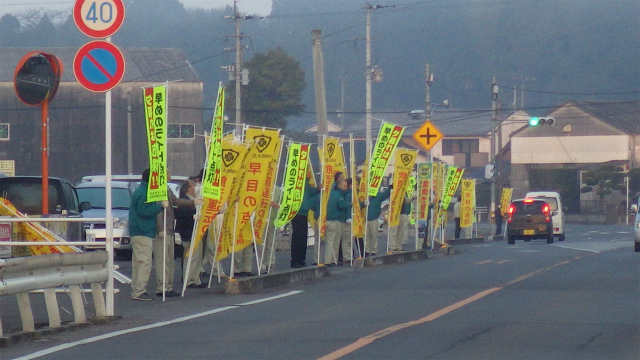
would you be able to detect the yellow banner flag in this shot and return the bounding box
[192,140,248,258]
[218,128,280,258]
[416,163,433,222]
[350,141,365,238]
[0,198,77,255]
[389,149,417,227]
[319,137,346,238]
[216,142,261,260]
[436,166,465,228]
[202,83,225,200]
[252,135,283,244]
[460,179,475,228]
[275,143,310,228]
[143,85,168,202]
[369,122,404,196]
[500,188,513,217]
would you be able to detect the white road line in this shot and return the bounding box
[13,291,303,360]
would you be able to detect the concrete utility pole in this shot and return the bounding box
[364,3,374,158]
[312,30,328,147]
[233,0,243,135]
[490,76,499,237]
[425,62,433,121]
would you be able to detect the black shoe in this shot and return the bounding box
[156,290,180,297]
[187,283,207,288]
[291,263,304,268]
[325,263,335,267]
[132,292,153,301]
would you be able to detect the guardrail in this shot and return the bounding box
[0,252,109,337]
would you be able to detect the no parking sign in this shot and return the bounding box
[73,41,125,92]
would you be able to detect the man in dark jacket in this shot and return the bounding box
[154,172,199,297]
[364,186,391,256]
[129,168,163,301]
[325,179,351,265]
[290,180,320,268]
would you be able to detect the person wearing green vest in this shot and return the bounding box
[389,194,413,252]
[129,168,163,301]
[364,185,391,256]
[324,179,351,265]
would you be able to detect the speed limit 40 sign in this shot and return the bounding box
[73,0,125,38]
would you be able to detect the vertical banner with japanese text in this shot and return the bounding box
[500,188,513,217]
[417,163,432,221]
[143,84,168,202]
[319,137,346,238]
[192,140,248,256]
[389,149,417,227]
[275,143,310,228]
[252,135,284,244]
[230,127,281,253]
[202,83,224,200]
[350,139,365,238]
[436,166,464,227]
[369,122,404,196]
[216,142,260,261]
[460,179,476,228]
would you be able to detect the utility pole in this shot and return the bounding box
[341,78,345,130]
[233,0,243,136]
[490,76,499,238]
[312,29,328,147]
[425,62,433,121]
[363,3,386,157]
[364,3,373,158]
[224,0,254,135]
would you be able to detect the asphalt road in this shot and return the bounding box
[2,223,639,360]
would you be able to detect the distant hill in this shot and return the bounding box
[1,0,638,121]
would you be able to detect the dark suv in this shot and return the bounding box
[507,198,554,244]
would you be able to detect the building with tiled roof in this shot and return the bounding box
[0,47,204,181]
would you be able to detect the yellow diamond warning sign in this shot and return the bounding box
[412,121,443,151]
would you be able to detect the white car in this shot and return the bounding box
[76,181,136,258]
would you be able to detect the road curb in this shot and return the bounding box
[224,250,432,295]
[0,315,122,348]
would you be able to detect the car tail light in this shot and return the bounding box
[508,205,515,223]
[543,204,550,222]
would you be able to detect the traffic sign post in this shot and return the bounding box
[73,41,125,92]
[73,0,125,39]
[412,121,443,151]
[73,0,126,317]
[13,52,64,215]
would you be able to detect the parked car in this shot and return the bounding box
[634,211,640,252]
[525,191,565,241]
[76,181,136,258]
[507,198,554,244]
[0,176,88,243]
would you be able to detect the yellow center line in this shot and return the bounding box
[318,257,580,360]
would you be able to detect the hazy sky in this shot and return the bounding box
[0,0,272,18]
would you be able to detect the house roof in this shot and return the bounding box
[335,109,494,138]
[570,100,640,134]
[514,100,640,138]
[0,47,201,83]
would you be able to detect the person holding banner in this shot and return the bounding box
[325,179,352,265]
[291,180,320,268]
[365,185,391,256]
[260,187,282,274]
[453,198,461,239]
[389,194,413,252]
[129,168,163,301]
[154,172,201,297]
[495,206,504,236]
